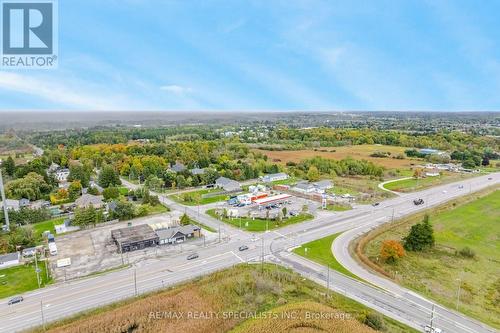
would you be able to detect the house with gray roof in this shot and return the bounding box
[75,194,104,209]
[215,176,241,192]
[0,252,20,269]
[170,162,187,173]
[156,224,201,245]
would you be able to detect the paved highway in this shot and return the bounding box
[0,173,498,332]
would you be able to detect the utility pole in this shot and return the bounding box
[327,265,330,298]
[0,169,10,232]
[134,268,137,296]
[429,304,435,329]
[40,299,45,330]
[261,236,264,274]
[34,252,41,288]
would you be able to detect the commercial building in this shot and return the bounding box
[111,224,159,253]
[253,193,291,206]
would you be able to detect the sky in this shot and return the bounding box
[1,0,500,112]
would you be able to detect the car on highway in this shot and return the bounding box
[186,253,199,260]
[488,177,493,180]
[372,202,380,206]
[413,198,424,205]
[238,245,249,251]
[8,296,23,305]
[424,325,443,333]
[458,185,464,189]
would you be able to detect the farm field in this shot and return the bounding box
[30,265,415,333]
[206,209,313,232]
[253,144,420,170]
[0,260,52,299]
[359,188,500,328]
[329,176,395,204]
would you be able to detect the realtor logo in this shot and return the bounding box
[1,0,58,68]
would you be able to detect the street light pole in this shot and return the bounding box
[40,299,45,330]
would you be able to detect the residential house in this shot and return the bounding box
[293,180,333,194]
[170,162,187,173]
[0,199,20,211]
[190,168,205,175]
[47,162,60,174]
[54,168,70,182]
[75,194,104,209]
[260,172,289,183]
[215,176,241,192]
[0,252,20,269]
[155,224,201,245]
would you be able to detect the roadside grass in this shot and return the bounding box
[325,204,352,211]
[141,203,169,215]
[0,260,52,299]
[383,172,471,192]
[359,187,500,328]
[293,233,360,280]
[206,209,313,232]
[118,187,129,195]
[27,264,416,333]
[169,188,229,206]
[330,176,394,204]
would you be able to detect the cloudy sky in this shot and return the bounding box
[1,0,499,111]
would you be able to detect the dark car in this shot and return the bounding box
[8,296,23,305]
[372,202,380,207]
[488,177,493,180]
[413,198,424,205]
[187,253,199,260]
[238,245,249,251]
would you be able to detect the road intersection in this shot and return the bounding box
[0,173,498,333]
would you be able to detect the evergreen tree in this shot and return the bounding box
[403,215,435,251]
[3,156,15,176]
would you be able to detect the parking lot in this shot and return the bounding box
[49,212,219,281]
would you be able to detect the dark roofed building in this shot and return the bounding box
[111,224,159,253]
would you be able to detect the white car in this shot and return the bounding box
[424,325,443,333]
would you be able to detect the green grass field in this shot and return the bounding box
[383,172,470,192]
[326,204,352,211]
[293,233,359,280]
[169,188,229,205]
[206,209,313,232]
[0,260,52,299]
[31,217,65,239]
[363,189,500,328]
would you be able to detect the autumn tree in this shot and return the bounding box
[380,240,405,263]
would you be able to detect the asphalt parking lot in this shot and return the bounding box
[49,212,218,281]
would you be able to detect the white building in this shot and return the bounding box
[292,180,333,194]
[260,172,289,183]
[54,168,70,182]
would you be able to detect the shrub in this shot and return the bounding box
[457,246,476,258]
[403,215,435,251]
[364,313,386,331]
[103,187,120,201]
[380,240,405,263]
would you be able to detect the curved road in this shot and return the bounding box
[0,173,498,332]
